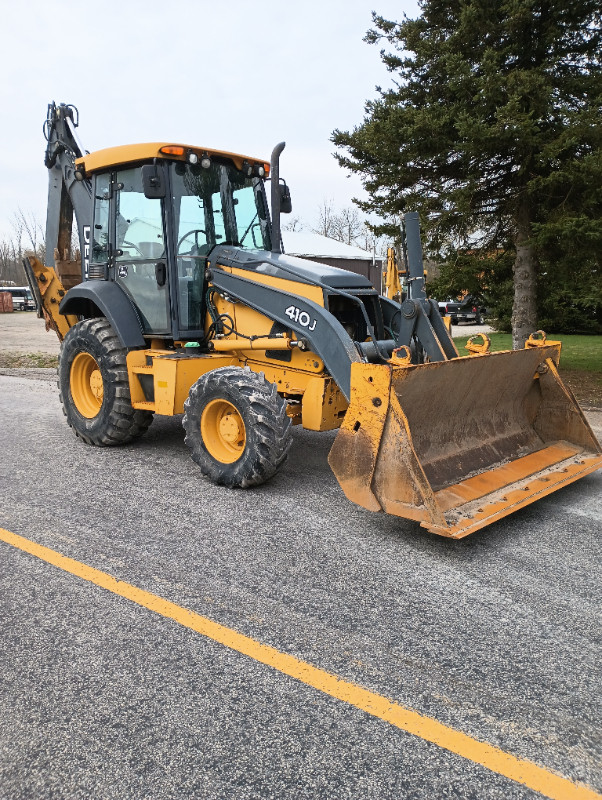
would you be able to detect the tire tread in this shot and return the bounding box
[58,318,153,446]
[182,366,292,488]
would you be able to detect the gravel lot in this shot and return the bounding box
[0,311,60,355]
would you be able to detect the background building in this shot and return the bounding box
[284,231,383,289]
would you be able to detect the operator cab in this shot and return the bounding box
[83,146,272,342]
[78,143,385,352]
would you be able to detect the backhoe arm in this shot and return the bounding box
[43,102,92,272]
[23,103,93,340]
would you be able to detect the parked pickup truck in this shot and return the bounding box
[438,296,485,325]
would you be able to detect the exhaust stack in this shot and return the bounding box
[270,142,286,254]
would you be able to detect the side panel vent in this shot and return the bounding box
[88,264,106,280]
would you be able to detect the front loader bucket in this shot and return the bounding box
[328,344,602,538]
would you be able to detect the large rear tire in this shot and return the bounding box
[183,367,292,488]
[58,318,153,446]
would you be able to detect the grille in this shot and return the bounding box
[88,264,106,279]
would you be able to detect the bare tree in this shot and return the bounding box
[0,239,19,284]
[283,216,304,233]
[360,230,389,259]
[313,199,339,239]
[12,209,45,262]
[330,207,362,246]
[0,238,26,285]
[312,200,389,257]
[0,210,46,286]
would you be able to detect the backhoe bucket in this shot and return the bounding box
[328,343,602,538]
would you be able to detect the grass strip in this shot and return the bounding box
[453,332,602,408]
[0,352,58,369]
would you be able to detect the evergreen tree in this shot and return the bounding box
[333,0,602,345]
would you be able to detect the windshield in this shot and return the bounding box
[171,160,270,332]
[171,161,270,256]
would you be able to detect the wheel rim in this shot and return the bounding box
[70,352,104,418]
[201,399,246,463]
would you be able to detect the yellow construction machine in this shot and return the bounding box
[384,247,403,301]
[25,102,602,538]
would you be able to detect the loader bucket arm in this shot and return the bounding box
[329,342,602,538]
[391,212,459,364]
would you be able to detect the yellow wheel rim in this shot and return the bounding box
[201,399,246,464]
[70,352,104,418]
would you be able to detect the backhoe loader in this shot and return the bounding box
[25,102,602,539]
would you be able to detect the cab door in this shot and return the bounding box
[113,165,171,335]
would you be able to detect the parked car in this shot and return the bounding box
[0,286,36,311]
[438,295,487,325]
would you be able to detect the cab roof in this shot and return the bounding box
[75,143,270,175]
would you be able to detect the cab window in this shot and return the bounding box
[116,169,165,260]
[91,174,110,264]
[114,167,170,334]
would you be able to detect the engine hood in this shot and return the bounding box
[211,246,374,290]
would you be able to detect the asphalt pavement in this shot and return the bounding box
[0,370,600,799]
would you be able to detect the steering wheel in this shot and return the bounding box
[177,229,207,255]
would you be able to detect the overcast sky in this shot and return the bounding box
[0,0,420,244]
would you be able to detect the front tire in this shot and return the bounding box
[183,367,292,488]
[58,318,153,446]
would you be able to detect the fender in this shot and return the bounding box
[59,281,145,349]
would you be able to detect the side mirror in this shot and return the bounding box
[279,182,292,214]
[142,164,166,199]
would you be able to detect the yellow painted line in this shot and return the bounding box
[0,526,599,800]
